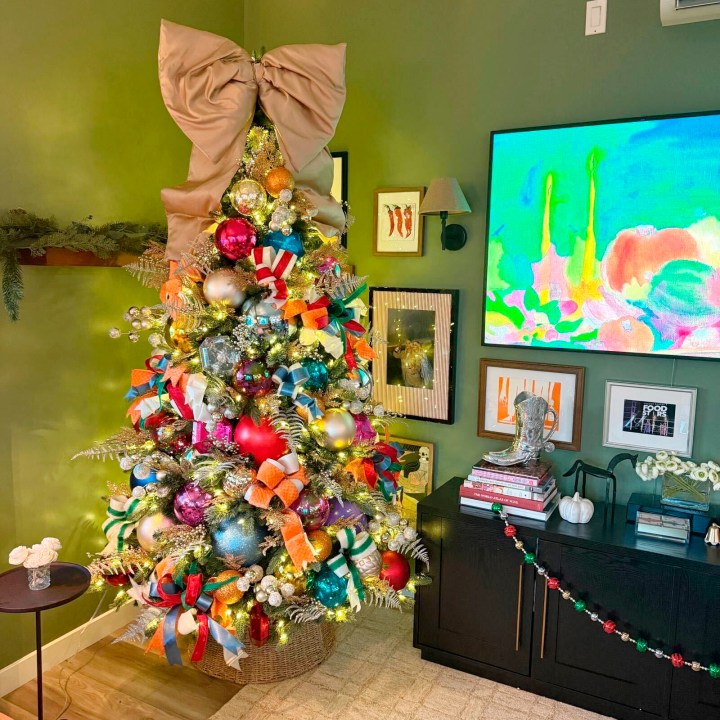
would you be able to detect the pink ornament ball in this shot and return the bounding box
[173,483,213,526]
[215,218,257,261]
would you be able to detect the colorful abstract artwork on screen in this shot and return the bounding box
[484,114,720,358]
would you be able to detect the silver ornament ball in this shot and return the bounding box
[203,269,247,308]
[310,408,356,451]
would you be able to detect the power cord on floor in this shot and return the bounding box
[51,590,108,720]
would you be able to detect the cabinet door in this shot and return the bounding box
[533,540,675,716]
[415,511,535,675]
[669,569,720,720]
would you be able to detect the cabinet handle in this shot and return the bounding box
[515,563,523,652]
[540,578,549,660]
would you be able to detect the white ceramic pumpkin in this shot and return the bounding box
[559,492,594,524]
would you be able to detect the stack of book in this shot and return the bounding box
[460,460,559,520]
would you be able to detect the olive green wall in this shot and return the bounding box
[0,1,243,669]
[245,0,720,500]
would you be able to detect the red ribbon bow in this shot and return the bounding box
[252,246,298,308]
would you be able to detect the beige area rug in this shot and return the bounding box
[211,606,611,720]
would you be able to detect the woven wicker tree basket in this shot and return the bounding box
[196,622,336,684]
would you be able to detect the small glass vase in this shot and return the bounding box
[27,564,51,591]
[660,472,710,512]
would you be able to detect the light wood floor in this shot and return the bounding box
[0,631,239,720]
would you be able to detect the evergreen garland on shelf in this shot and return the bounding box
[0,208,166,321]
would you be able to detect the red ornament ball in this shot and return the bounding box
[671,653,684,668]
[234,416,288,464]
[214,218,257,261]
[233,359,274,397]
[547,577,560,590]
[602,620,617,634]
[379,550,411,591]
[104,573,131,587]
[504,525,517,538]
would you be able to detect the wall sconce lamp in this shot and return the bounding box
[419,177,471,251]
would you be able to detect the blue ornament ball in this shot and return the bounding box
[130,463,157,489]
[211,516,266,566]
[301,358,329,391]
[264,230,305,258]
[308,563,348,608]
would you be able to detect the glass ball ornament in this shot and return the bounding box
[229,179,267,216]
[212,570,244,605]
[128,332,140,343]
[211,517,266,566]
[108,327,121,339]
[300,358,328,391]
[130,463,157,489]
[264,230,304,258]
[308,564,347,608]
[310,408,356,451]
[203,269,247,309]
[173,483,213,526]
[214,217,258,261]
[264,167,295,198]
[307,529,333,562]
[136,513,175,553]
[378,550,411,591]
[166,319,193,353]
[354,548,382,579]
[199,336,240,379]
[243,297,283,335]
[347,367,374,400]
[232,359,274,397]
[148,332,163,347]
[290,488,331,531]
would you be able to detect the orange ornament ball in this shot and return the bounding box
[307,529,333,562]
[213,570,244,605]
[265,167,295,198]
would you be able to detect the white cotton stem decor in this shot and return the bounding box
[8,537,61,591]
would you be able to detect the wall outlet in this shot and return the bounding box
[586,0,607,35]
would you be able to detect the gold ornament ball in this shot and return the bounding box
[136,513,175,553]
[310,408,356,451]
[166,319,193,353]
[229,178,267,215]
[213,570,244,605]
[307,529,333,562]
[264,167,295,198]
[297,397,325,423]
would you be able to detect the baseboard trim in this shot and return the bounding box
[0,603,139,697]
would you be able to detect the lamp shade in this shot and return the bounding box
[419,177,471,216]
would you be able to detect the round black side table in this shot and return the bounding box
[0,562,91,720]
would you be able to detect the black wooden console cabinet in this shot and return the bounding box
[414,478,720,720]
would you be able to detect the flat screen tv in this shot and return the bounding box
[483,111,720,359]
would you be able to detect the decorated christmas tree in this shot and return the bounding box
[80,21,428,667]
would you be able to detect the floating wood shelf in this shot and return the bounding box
[17,248,139,267]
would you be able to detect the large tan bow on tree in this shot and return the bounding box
[158,20,347,259]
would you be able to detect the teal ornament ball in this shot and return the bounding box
[130,463,157,489]
[308,564,348,608]
[301,358,329,391]
[211,517,266,566]
[264,230,305,258]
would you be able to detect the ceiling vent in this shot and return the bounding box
[661,0,720,25]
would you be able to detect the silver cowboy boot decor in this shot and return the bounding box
[484,391,558,467]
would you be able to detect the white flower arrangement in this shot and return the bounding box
[636,451,720,491]
[8,537,61,568]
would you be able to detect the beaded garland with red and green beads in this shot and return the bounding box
[492,501,720,679]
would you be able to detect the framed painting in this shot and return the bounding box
[331,151,348,247]
[373,187,425,256]
[391,437,434,529]
[478,358,585,451]
[603,381,697,456]
[370,287,458,423]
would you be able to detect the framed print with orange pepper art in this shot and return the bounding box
[373,187,425,256]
